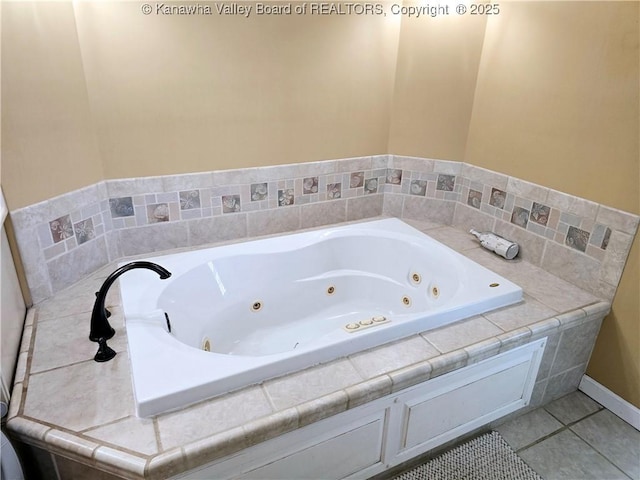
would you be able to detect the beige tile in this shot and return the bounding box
[428,349,468,378]
[85,416,159,456]
[545,391,602,425]
[464,337,502,364]
[389,156,434,172]
[45,429,99,458]
[400,218,445,232]
[93,446,147,478]
[187,214,248,247]
[6,416,51,443]
[54,455,126,480]
[423,226,480,252]
[31,308,127,373]
[388,360,432,393]
[540,241,602,299]
[493,219,547,266]
[119,222,191,257]
[496,408,563,451]
[571,409,640,479]
[497,327,532,352]
[483,295,557,331]
[157,386,272,451]
[555,309,588,329]
[466,253,599,313]
[300,200,347,228]
[183,426,247,472]
[345,376,392,409]
[451,205,496,238]
[461,164,509,190]
[264,359,363,410]
[519,429,626,480]
[147,448,187,480]
[295,391,349,429]
[551,318,603,377]
[422,316,503,353]
[596,205,639,235]
[247,206,301,237]
[402,197,456,225]
[346,194,384,221]
[242,408,299,446]
[348,335,439,379]
[382,193,404,217]
[600,230,634,287]
[23,355,135,432]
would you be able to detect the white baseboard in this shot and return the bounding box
[579,375,640,430]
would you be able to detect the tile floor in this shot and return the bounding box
[495,391,640,479]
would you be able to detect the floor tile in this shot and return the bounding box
[519,429,628,480]
[571,410,640,479]
[496,408,564,451]
[544,391,602,425]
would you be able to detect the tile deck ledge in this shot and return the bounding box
[6,219,611,479]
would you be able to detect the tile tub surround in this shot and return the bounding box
[7,220,612,480]
[9,156,638,305]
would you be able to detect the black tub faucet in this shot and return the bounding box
[90,261,171,362]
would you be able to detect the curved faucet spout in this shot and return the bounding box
[90,261,171,362]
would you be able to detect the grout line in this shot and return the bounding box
[514,405,605,454]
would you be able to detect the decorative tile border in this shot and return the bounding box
[9,155,639,304]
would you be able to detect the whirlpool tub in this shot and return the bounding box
[119,218,523,416]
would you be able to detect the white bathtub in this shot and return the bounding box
[119,218,522,417]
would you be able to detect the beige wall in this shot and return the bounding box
[1,2,104,210]
[2,2,639,407]
[2,1,399,209]
[463,1,639,408]
[388,12,487,160]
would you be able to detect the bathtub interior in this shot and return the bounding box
[119,218,523,416]
[156,234,465,356]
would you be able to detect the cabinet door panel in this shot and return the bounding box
[238,418,385,480]
[404,361,529,449]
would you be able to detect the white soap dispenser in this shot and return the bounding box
[470,229,519,260]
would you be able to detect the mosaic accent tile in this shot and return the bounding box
[179,190,201,210]
[221,195,241,213]
[530,202,550,226]
[566,226,590,252]
[109,197,134,218]
[409,180,427,196]
[73,219,95,245]
[467,189,482,209]
[511,206,530,229]
[589,224,612,251]
[386,169,403,185]
[49,215,74,243]
[250,183,268,201]
[436,174,455,192]
[489,188,507,209]
[147,203,170,223]
[364,178,378,195]
[350,171,364,188]
[10,155,640,308]
[326,183,342,200]
[601,227,611,250]
[278,189,295,207]
[302,177,318,194]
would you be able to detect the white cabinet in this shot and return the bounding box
[175,339,546,480]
